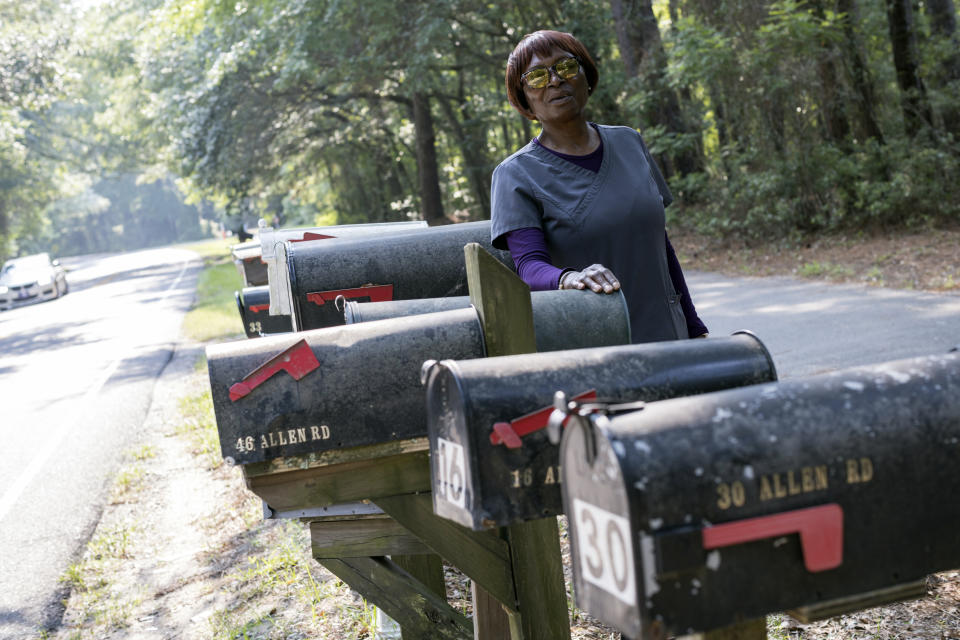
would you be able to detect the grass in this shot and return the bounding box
[108,463,146,503]
[178,236,247,342]
[130,443,156,461]
[796,260,854,279]
[206,520,374,640]
[176,390,223,470]
[182,260,246,341]
[55,521,143,636]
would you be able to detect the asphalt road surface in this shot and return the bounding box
[0,248,201,639]
[687,272,960,378]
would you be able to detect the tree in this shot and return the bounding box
[886,0,934,137]
[836,0,885,143]
[925,0,960,135]
[610,0,702,178]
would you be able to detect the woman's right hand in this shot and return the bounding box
[560,264,620,293]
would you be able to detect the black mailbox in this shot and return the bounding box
[207,290,629,465]
[346,289,632,352]
[424,332,777,530]
[235,286,293,338]
[277,221,513,330]
[259,221,429,315]
[343,296,467,323]
[231,240,268,286]
[557,352,960,639]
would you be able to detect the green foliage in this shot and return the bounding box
[182,254,246,343]
[175,389,224,469]
[3,0,959,256]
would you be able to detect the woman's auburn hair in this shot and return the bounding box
[505,30,599,115]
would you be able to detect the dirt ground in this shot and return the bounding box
[46,228,959,640]
[671,226,960,293]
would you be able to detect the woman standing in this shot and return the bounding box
[491,30,708,343]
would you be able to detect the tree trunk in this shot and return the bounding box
[609,0,702,177]
[411,92,448,225]
[837,0,885,142]
[0,200,8,260]
[925,0,960,135]
[810,0,850,142]
[438,97,491,219]
[885,0,934,136]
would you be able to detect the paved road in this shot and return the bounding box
[0,248,201,639]
[688,271,960,378]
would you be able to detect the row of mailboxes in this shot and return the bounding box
[553,351,960,638]
[422,332,778,530]
[231,220,430,335]
[207,288,631,465]
[269,220,512,330]
[213,219,960,638]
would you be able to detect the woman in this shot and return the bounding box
[490,30,708,343]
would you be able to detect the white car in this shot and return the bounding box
[0,253,68,310]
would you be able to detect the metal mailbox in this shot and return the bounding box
[207,290,630,465]
[232,222,429,287]
[231,240,268,286]
[557,351,960,639]
[346,289,632,352]
[273,220,513,330]
[424,332,777,530]
[235,286,293,338]
[343,296,467,323]
[258,221,429,314]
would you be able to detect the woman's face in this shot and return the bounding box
[519,46,590,125]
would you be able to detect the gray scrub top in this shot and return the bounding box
[490,124,688,343]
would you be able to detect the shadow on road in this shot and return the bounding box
[109,345,177,386]
[65,260,197,294]
[0,320,104,362]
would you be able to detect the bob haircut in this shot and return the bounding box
[505,30,599,116]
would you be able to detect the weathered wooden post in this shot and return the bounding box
[461,243,570,640]
[373,243,575,640]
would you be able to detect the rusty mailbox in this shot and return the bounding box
[557,351,960,639]
[423,332,777,530]
[273,220,513,331]
[235,286,293,338]
[206,290,629,465]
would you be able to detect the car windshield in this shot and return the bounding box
[0,255,52,284]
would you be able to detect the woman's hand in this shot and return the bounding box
[560,264,620,293]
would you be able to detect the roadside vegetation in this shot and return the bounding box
[3,0,959,263]
[179,237,245,342]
